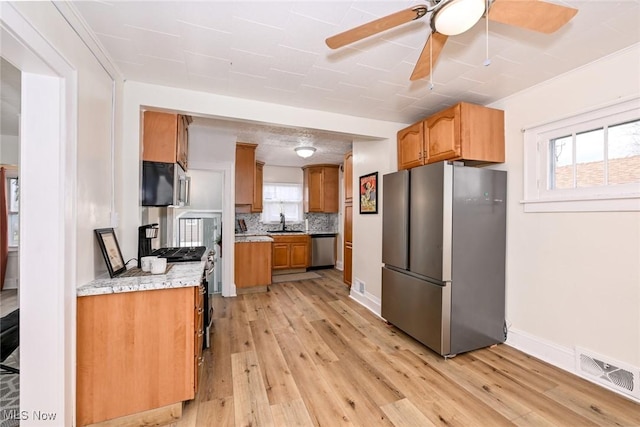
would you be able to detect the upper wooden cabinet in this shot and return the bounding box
[252,161,264,213]
[397,121,425,170]
[235,143,259,212]
[344,151,353,204]
[397,102,504,170]
[142,111,191,171]
[303,164,339,213]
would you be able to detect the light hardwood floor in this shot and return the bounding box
[0,289,18,317]
[171,269,640,427]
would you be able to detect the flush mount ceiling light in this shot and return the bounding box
[295,146,316,158]
[433,0,486,36]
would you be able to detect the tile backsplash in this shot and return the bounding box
[236,212,338,234]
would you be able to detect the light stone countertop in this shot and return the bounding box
[235,235,274,243]
[77,258,206,297]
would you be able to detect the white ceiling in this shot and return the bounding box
[16,1,640,166]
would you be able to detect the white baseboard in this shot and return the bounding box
[349,288,381,318]
[506,328,640,403]
[3,278,18,290]
[506,328,575,372]
[335,260,343,271]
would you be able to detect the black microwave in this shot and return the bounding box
[141,161,190,207]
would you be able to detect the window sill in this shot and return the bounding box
[521,194,640,212]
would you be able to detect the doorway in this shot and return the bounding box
[1,4,77,425]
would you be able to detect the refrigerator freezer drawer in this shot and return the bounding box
[381,267,450,355]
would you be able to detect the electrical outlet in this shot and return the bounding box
[354,278,365,293]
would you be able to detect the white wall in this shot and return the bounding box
[3,2,121,424]
[186,169,223,210]
[0,135,19,164]
[263,165,303,183]
[349,138,397,313]
[490,44,640,370]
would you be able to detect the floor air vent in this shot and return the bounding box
[576,347,640,399]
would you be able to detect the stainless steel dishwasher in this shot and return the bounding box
[310,233,336,268]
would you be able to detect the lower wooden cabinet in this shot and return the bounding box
[234,241,272,290]
[271,235,310,270]
[77,286,202,426]
[344,242,353,286]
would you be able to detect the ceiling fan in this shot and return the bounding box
[325,0,578,81]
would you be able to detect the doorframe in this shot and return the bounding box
[1,3,77,424]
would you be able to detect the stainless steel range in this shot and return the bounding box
[150,246,207,263]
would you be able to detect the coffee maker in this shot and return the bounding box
[137,223,159,268]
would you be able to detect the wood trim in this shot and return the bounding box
[85,403,182,427]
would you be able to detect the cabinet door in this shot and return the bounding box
[344,203,353,244]
[307,167,324,212]
[194,285,204,393]
[235,143,257,206]
[143,111,178,163]
[252,161,264,212]
[344,152,353,204]
[344,242,352,286]
[177,115,190,171]
[397,121,425,170]
[425,104,461,163]
[290,242,308,268]
[272,243,290,270]
[322,166,339,213]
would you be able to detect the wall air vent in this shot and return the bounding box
[575,346,640,400]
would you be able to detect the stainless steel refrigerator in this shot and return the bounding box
[382,162,507,357]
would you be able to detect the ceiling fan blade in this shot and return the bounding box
[326,5,428,49]
[488,0,578,34]
[410,32,448,81]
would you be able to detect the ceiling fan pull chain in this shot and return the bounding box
[429,36,434,90]
[483,0,491,66]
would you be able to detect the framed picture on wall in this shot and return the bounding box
[359,172,378,214]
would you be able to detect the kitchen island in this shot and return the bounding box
[76,258,207,427]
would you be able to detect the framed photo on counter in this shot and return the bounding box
[95,228,126,278]
[359,171,378,214]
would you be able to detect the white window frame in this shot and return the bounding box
[523,97,640,212]
[4,170,19,248]
[261,182,304,223]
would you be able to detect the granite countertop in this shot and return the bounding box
[77,258,207,297]
[235,230,337,239]
[235,235,274,243]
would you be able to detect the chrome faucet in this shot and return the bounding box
[280,212,286,231]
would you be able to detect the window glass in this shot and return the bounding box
[523,98,640,212]
[608,120,640,185]
[550,135,573,189]
[6,177,19,247]
[262,183,303,223]
[575,128,604,188]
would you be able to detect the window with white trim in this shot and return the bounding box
[523,98,640,212]
[261,182,303,223]
[4,174,19,247]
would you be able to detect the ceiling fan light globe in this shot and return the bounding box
[434,0,485,36]
[295,146,316,158]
